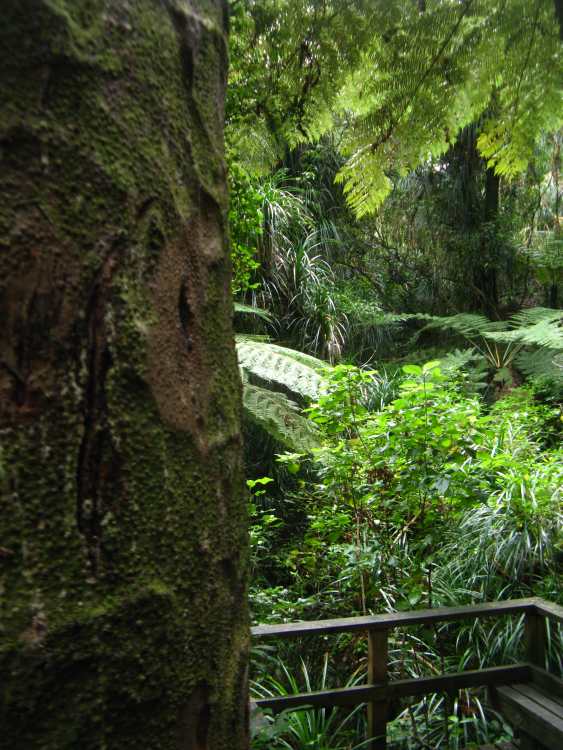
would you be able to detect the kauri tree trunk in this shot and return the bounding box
[0,2,248,748]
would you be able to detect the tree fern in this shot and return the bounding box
[236,338,327,400]
[234,305,328,449]
[242,382,320,452]
[484,307,563,354]
[515,349,563,386]
[419,308,563,381]
[235,338,328,450]
[492,309,563,386]
[418,312,503,338]
[335,0,561,214]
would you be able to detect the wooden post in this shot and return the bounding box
[525,610,546,669]
[367,628,389,750]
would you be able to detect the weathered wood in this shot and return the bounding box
[251,599,561,748]
[533,599,563,625]
[367,629,388,750]
[530,666,563,701]
[492,684,563,750]
[525,610,547,670]
[518,736,538,750]
[254,663,531,713]
[251,598,537,638]
[514,683,563,716]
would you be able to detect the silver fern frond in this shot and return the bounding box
[242,383,320,452]
[236,339,327,399]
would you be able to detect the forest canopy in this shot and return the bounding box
[228,2,562,748]
[229,0,562,213]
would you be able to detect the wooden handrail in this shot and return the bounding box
[533,597,563,625]
[251,597,544,638]
[251,597,562,750]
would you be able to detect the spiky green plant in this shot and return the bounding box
[251,656,366,750]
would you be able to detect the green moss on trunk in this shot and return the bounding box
[0,1,248,748]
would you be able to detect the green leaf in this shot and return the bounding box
[247,476,275,488]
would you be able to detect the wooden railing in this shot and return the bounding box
[251,597,563,749]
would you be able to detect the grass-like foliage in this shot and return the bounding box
[251,656,366,750]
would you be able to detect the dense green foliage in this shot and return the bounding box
[229,0,562,214]
[249,368,561,748]
[227,1,562,748]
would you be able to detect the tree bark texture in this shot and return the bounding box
[0,2,248,748]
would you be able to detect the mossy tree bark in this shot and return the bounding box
[0,2,248,748]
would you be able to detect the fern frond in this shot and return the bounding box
[234,302,273,323]
[515,349,563,385]
[236,339,327,399]
[418,313,502,338]
[508,307,563,328]
[485,309,563,349]
[439,347,484,372]
[242,383,320,451]
[257,343,329,375]
[485,321,563,349]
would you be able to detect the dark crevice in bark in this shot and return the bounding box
[178,279,195,352]
[166,3,197,94]
[76,249,119,576]
[177,683,211,750]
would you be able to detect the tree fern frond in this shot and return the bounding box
[485,321,563,349]
[485,309,563,348]
[236,339,327,399]
[258,343,330,374]
[515,349,563,384]
[507,307,563,328]
[242,383,320,451]
[234,302,273,322]
[418,313,502,338]
[236,334,272,343]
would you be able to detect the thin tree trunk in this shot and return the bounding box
[473,166,500,317]
[0,2,248,749]
[485,166,500,313]
[554,0,563,39]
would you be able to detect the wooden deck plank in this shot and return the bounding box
[529,666,563,703]
[493,684,563,749]
[512,683,563,716]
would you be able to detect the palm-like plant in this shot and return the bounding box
[418,307,563,388]
[246,171,349,361]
